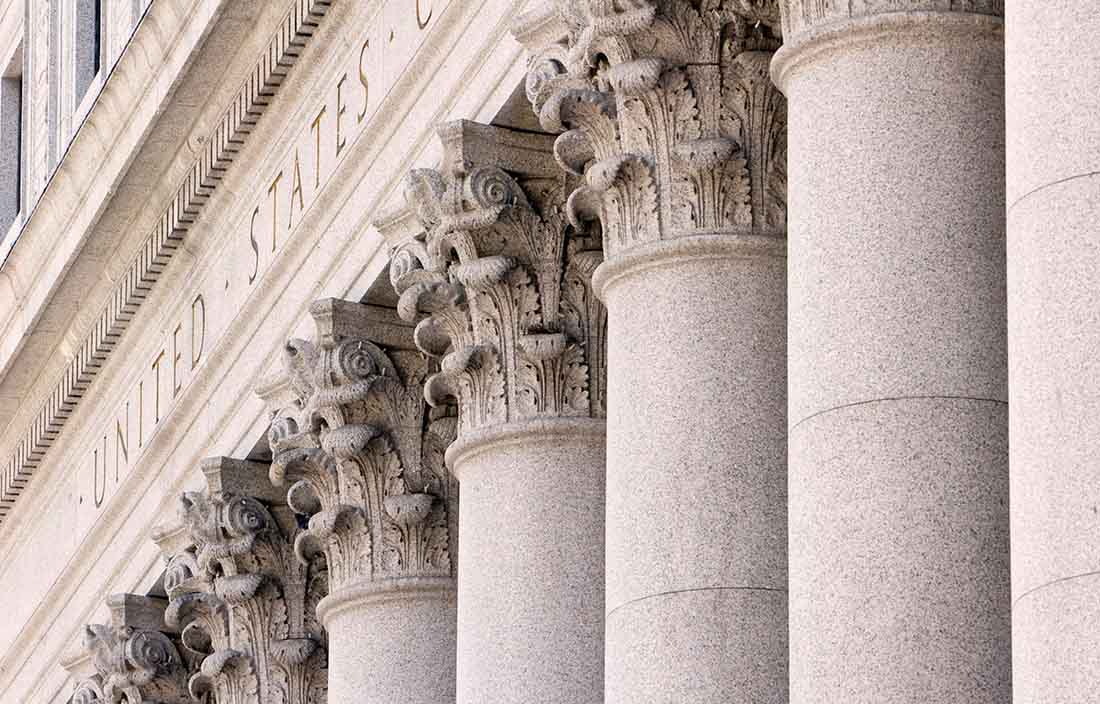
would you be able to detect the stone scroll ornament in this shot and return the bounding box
[391,134,608,433]
[160,465,328,704]
[522,0,787,258]
[71,611,193,704]
[266,304,458,593]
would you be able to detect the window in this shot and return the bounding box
[0,47,23,234]
[74,0,101,104]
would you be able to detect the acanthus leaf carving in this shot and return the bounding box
[523,0,787,257]
[267,300,458,596]
[161,459,327,704]
[391,122,607,437]
[72,594,194,704]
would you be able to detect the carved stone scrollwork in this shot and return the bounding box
[267,299,458,595]
[390,121,607,434]
[70,595,194,704]
[159,458,328,704]
[522,0,787,259]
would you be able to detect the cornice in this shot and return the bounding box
[0,0,334,526]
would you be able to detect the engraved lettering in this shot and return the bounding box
[191,293,205,370]
[311,105,327,189]
[336,73,348,156]
[138,380,144,448]
[289,148,306,227]
[268,171,284,252]
[171,322,184,399]
[151,349,166,424]
[248,206,261,284]
[115,402,128,482]
[357,40,369,123]
[93,437,106,508]
[417,0,432,29]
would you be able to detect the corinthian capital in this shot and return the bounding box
[70,594,192,704]
[388,120,607,433]
[157,457,327,704]
[265,298,457,593]
[519,0,787,258]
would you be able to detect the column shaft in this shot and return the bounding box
[266,299,460,704]
[596,238,787,703]
[321,583,456,704]
[1007,3,1100,700]
[774,9,1009,703]
[516,4,792,699]
[448,420,605,704]
[390,121,608,704]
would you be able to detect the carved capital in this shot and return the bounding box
[389,121,607,435]
[71,595,192,704]
[777,0,1002,38]
[521,1,787,259]
[266,299,458,594]
[160,458,327,704]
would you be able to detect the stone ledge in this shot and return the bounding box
[0,0,334,526]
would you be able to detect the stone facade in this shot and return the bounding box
[0,1,1093,703]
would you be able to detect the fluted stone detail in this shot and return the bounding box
[525,0,786,261]
[268,299,458,592]
[159,458,328,704]
[70,595,194,704]
[779,0,1002,37]
[393,120,607,430]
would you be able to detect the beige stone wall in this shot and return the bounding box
[0,0,536,700]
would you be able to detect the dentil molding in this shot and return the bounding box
[0,0,333,527]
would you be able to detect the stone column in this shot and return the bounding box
[68,594,193,704]
[265,299,457,704]
[516,2,789,701]
[159,457,328,704]
[389,120,607,704]
[1006,4,1100,700]
[771,3,1009,702]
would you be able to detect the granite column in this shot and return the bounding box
[68,594,193,703]
[265,299,458,704]
[772,4,1009,702]
[1006,3,1100,699]
[520,3,790,701]
[391,121,607,704]
[159,457,329,704]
